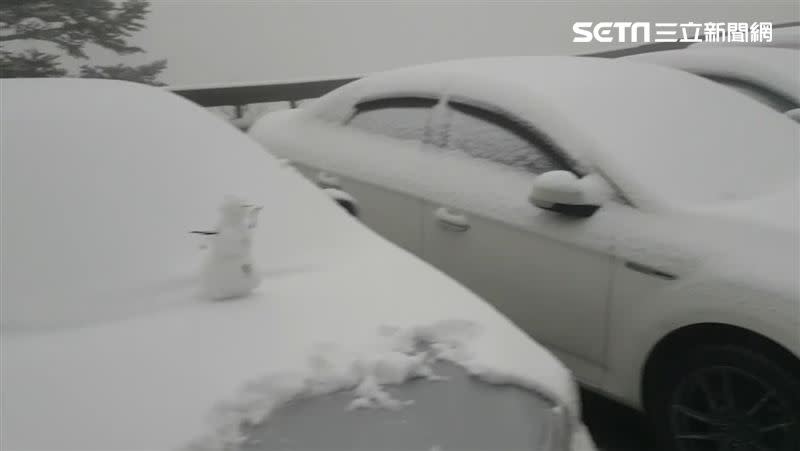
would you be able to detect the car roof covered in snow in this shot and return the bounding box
[308,56,799,211]
[0,79,578,450]
[622,47,800,107]
[689,25,800,50]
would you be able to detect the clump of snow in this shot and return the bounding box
[200,196,262,300]
[348,370,417,411]
[348,349,449,410]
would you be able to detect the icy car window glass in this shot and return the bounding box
[346,97,437,142]
[236,362,567,451]
[444,102,568,174]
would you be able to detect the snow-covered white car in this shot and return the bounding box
[0,79,596,451]
[623,47,800,116]
[250,56,800,451]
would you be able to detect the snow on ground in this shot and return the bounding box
[1,78,582,450]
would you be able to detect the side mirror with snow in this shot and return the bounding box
[529,171,612,218]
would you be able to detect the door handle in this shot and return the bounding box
[435,207,470,232]
[316,171,340,188]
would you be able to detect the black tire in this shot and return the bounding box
[646,344,800,451]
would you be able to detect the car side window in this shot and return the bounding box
[443,101,570,174]
[345,97,437,142]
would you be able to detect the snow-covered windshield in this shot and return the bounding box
[237,361,559,451]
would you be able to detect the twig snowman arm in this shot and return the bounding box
[190,230,218,235]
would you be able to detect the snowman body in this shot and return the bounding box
[202,199,261,300]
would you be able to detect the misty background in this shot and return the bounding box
[146,0,799,86]
[4,1,798,86]
[2,1,798,124]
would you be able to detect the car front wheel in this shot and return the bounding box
[648,344,800,451]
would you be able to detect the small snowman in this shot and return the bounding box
[195,196,262,300]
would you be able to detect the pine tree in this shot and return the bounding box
[0,0,167,85]
[79,59,167,86]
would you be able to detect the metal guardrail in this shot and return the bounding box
[172,76,359,108]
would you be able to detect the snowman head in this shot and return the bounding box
[219,195,250,226]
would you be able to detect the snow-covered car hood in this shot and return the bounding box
[0,79,582,450]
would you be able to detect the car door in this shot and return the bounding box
[291,97,439,257]
[420,99,615,382]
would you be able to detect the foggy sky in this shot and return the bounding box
[32,1,800,86]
